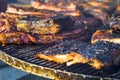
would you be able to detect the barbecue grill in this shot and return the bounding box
[0,0,120,80]
[0,44,120,80]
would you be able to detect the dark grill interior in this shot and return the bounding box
[0,44,120,79]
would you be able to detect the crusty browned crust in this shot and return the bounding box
[91,30,120,44]
[0,27,88,46]
[6,5,81,17]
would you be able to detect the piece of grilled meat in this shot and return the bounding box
[6,5,58,17]
[17,16,61,34]
[74,17,103,30]
[31,1,77,11]
[36,40,120,69]
[109,16,120,31]
[87,1,115,14]
[31,1,63,11]
[87,1,109,9]
[77,1,110,23]
[81,8,109,23]
[7,5,81,17]
[0,17,17,33]
[78,1,115,14]
[72,17,103,41]
[1,12,28,19]
[0,26,88,46]
[0,14,75,34]
[91,30,120,44]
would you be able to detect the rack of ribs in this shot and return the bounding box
[36,40,120,69]
[1,12,97,46]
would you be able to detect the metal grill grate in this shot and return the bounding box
[0,44,120,79]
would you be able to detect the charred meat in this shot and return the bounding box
[87,1,109,9]
[0,32,33,46]
[31,1,81,17]
[81,8,109,23]
[0,14,75,34]
[6,5,58,17]
[91,30,120,44]
[78,1,114,14]
[31,1,77,11]
[77,1,110,23]
[31,1,63,11]
[73,17,103,41]
[17,16,61,34]
[7,5,81,17]
[74,17,103,29]
[0,27,88,46]
[36,40,120,69]
[109,16,120,32]
[0,17,17,33]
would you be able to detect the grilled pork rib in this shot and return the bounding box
[6,5,58,17]
[31,1,63,11]
[7,5,81,17]
[0,27,88,46]
[0,14,75,34]
[36,40,120,69]
[87,1,109,9]
[109,16,120,31]
[0,18,17,33]
[91,30,120,44]
[31,1,76,11]
[81,8,109,23]
[77,1,110,23]
[17,16,61,34]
